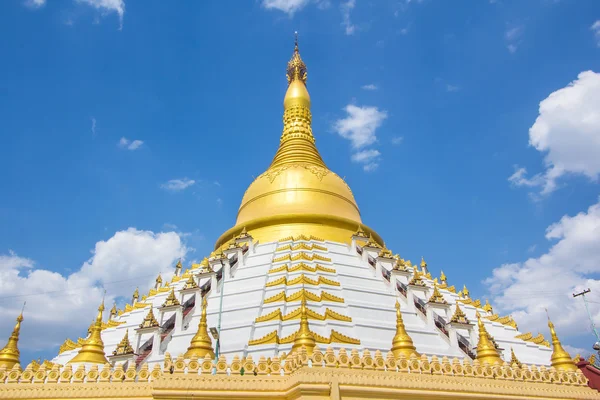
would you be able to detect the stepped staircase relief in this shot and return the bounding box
[248,236,360,349]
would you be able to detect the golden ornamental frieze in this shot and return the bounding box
[268,263,336,275]
[265,274,340,287]
[249,328,359,346]
[257,163,330,184]
[101,320,125,330]
[0,348,595,399]
[255,307,352,323]
[58,338,78,354]
[264,289,344,304]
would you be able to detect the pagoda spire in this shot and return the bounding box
[548,317,577,371]
[269,32,326,169]
[69,297,109,364]
[0,308,24,369]
[475,312,502,365]
[185,297,215,359]
[291,298,316,355]
[390,301,419,358]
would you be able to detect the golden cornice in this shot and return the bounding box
[516,332,550,347]
[58,338,78,355]
[255,307,351,323]
[265,274,340,287]
[264,289,345,304]
[268,263,336,274]
[249,329,360,347]
[101,320,125,331]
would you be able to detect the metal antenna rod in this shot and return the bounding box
[573,289,600,341]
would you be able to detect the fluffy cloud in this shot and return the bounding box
[118,137,143,150]
[160,178,196,192]
[505,25,523,53]
[509,71,600,196]
[351,149,380,172]
[340,0,356,35]
[261,0,311,15]
[334,104,387,171]
[24,0,46,8]
[76,0,125,27]
[0,228,188,352]
[592,20,600,47]
[485,199,600,342]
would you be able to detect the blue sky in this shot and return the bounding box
[1,0,600,363]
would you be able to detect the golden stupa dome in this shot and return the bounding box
[215,36,382,248]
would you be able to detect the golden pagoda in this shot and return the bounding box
[548,318,578,371]
[69,299,109,364]
[184,297,214,359]
[390,301,419,358]
[0,312,24,369]
[475,312,502,365]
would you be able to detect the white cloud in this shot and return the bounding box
[340,0,356,35]
[399,27,409,35]
[391,136,403,145]
[261,0,310,15]
[351,149,380,172]
[505,25,523,53]
[0,228,188,352]
[333,104,387,149]
[160,178,196,192]
[76,0,125,28]
[24,0,45,8]
[118,137,144,151]
[446,84,460,92]
[592,20,600,47]
[509,71,600,196]
[361,84,377,91]
[484,199,600,341]
[91,117,97,136]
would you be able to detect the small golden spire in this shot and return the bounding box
[548,317,577,371]
[132,287,139,304]
[420,256,428,273]
[0,309,24,369]
[428,283,447,304]
[291,298,316,355]
[155,274,163,289]
[483,299,493,313]
[109,303,117,320]
[112,330,134,356]
[390,301,419,358]
[139,307,159,329]
[475,312,502,365]
[450,303,469,324]
[184,274,198,289]
[510,347,522,368]
[408,265,425,286]
[162,289,181,307]
[286,31,307,86]
[185,297,215,359]
[69,298,109,364]
[440,270,447,282]
[462,284,470,298]
[175,259,182,275]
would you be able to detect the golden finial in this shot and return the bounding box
[139,307,159,329]
[440,270,446,281]
[286,31,307,85]
[291,298,316,355]
[175,259,182,275]
[420,256,427,270]
[462,284,470,298]
[109,303,117,320]
[428,283,447,304]
[162,289,181,307]
[112,330,134,356]
[354,225,368,238]
[475,312,502,365]
[185,297,215,359]
[69,297,109,364]
[0,305,25,369]
[155,274,163,289]
[483,299,493,313]
[391,301,419,358]
[547,315,577,371]
[450,303,469,324]
[510,347,522,368]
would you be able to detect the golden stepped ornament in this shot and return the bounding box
[112,330,134,356]
[450,303,469,324]
[139,308,159,329]
[162,289,181,307]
